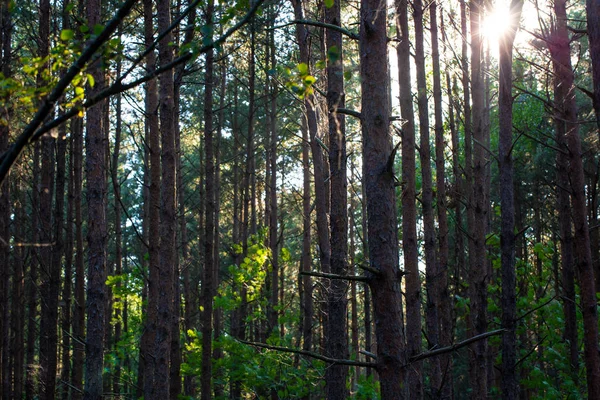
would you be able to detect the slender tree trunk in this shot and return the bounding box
[111,51,123,397]
[212,57,226,399]
[38,0,59,396]
[432,5,452,397]
[360,1,406,398]
[154,0,177,393]
[396,0,419,396]
[290,3,314,374]
[0,0,11,395]
[201,0,215,397]
[498,2,523,399]
[12,183,25,400]
[550,2,600,396]
[325,0,348,397]
[141,0,161,394]
[468,1,489,397]
[84,0,107,396]
[26,143,41,400]
[414,1,440,396]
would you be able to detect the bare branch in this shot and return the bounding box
[408,329,506,364]
[237,339,377,368]
[300,270,368,282]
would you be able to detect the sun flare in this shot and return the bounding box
[482,5,513,45]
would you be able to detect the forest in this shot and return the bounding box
[0,0,600,398]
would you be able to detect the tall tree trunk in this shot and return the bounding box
[290,2,315,375]
[38,0,59,396]
[550,2,600,396]
[325,0,348,397]
[72,117,85,400]
[468,1,489,397]
[414,1,440,396]
[26,144,41,400]
[360,1,406,398]
[61,120,74,400]
[396,0,419,396]
[0,0,11,395]
[201,0,215,397]
[111,51,123,397]
[155,0,177,394]
[84,0,107,396]
[12,183,25,400]
[268,17,279,340]
[498,2,523,399]
[141,0,161,394]
[432,4,452,397]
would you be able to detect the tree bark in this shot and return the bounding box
[498,2,523,399]
[83,0,107,396]
[154,0,177,394]
[325,0,349,397]
[549,2,600,397]
[360,1,406,398]
[432,4,452,397]
[201,0,215,397]
[140,0,161,395]
[468,1,489,397]
[414,1,440,396]
[396,0,420,396]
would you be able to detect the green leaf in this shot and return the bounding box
[297,62,309,76]
[87,73,95,88]
[325,0,334,8]
[93,24,104,36]
[61,29,75,41]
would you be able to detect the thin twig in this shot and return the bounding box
[237,339,377,368]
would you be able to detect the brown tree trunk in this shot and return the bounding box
[84,0,107,396]
[432,4,452,397]
[414,1,440,396]
[140,0,161,394]
[0,0,11,395]
[468,1,489,397]
[71,117,85,400]
[360,1,406,398]
[325,0,349,397]
[38,0,59,396]
[396,0,420,396]
[498,2,523,399]
[154,0,177,394]
[201,0,215,397]
[550,2,600,396]
[12,183,25,400]
[26,144,41,400]
[111,50,123,397]
[290,2,314,372]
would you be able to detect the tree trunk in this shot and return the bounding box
[84,0,107,396]
[201,0,215,397]
[432,4,452,397]
[498,2,523,399]
[360,1,406,398]
[549,2,600,396]
[414,1,440,396]
[396,0,420,396]
[154,0,177,394]
[468,1,489,397]
[141,0,161,394]
[325,0,348,397]
[38,0,59,396]
[0,0,11,395]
